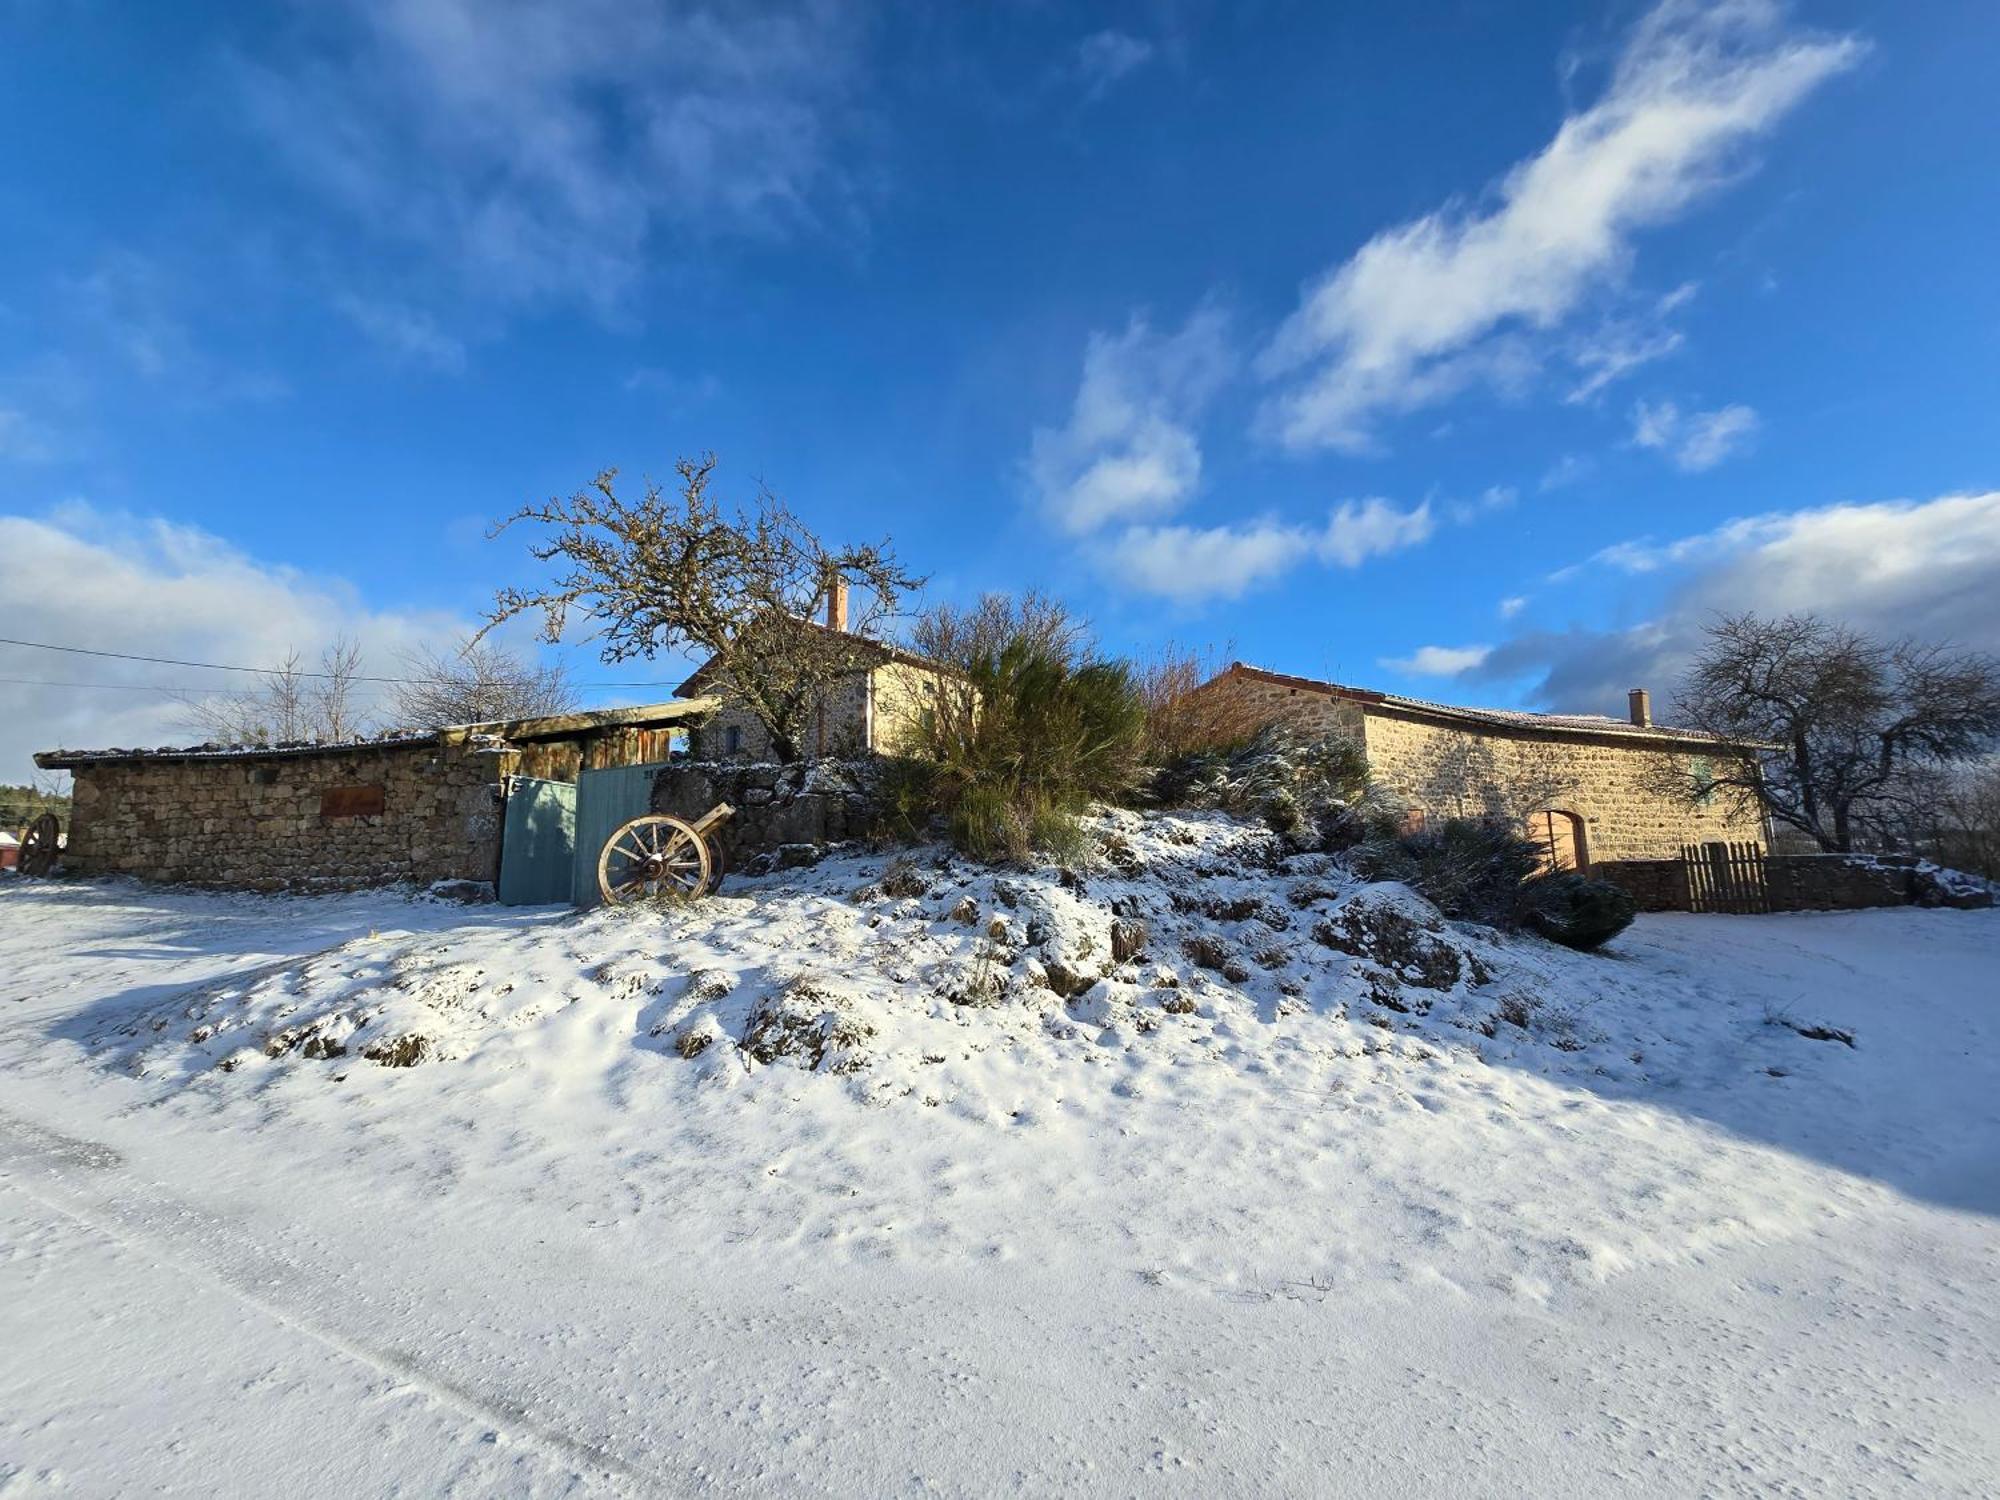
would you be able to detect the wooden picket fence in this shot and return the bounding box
[1681,840,1770,914]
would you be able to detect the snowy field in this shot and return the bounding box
[3,819,1998,1497]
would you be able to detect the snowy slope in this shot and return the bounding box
[3,817,1998,1497]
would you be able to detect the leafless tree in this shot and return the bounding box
[1666,612,2000,852]
[486,455,923,762]
[389,636,578,728]
[178,637,372,745]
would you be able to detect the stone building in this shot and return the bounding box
[675,583,953,762]
[1192,663,1768,866]
[35,701,715,893]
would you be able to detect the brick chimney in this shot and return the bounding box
[825,575,850,633]
[1628,687,1652,728]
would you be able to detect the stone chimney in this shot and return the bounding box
[1628,687,1652,728]
[825,575,850,633]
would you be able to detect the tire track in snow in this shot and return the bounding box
[0,1107,684,1499]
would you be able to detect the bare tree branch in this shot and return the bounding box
[485,456,925,761]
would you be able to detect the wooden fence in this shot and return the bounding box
[1680,840,1769,914]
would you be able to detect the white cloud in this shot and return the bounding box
[1448,484,1518,524]
[1499,595,1529,618]
[1074,30,1154,98]
[1675,403,1760,470]
[1103,497,1434,603]
[1381,643,1493,675]
[0,504,505,779]
[1631,398,1760,470]
[1109,520,1301,603]
[1565,280,1699,403]
[1478,491,2000,714]
[236,0,870,308]
[336,294,469,373]
[1029,305,1234,536]
[1256,1,1860,451]
[1538,452,1594,491]
[1317,496,1436,566]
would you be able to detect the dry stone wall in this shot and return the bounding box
[649,759,884,868]
[1595,852,1992,912]
[64,742,510,892]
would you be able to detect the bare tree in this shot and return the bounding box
[389,636,579,727]
[1930,760,2000,878]
[486,456,923,761]
[179,637,373,745]
[1666,612,2000,852]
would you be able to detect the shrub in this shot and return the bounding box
[1349,816,1545,925]
[898,596,1147,865]
[1135,645,1268,763]
[1152,726,1369,846]
[1518,873,1637,950]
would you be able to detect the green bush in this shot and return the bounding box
[900,616,1147,865]
[1519,872,1637,950]
[1349,816,1546,924]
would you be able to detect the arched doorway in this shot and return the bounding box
[1526,809,1588,874]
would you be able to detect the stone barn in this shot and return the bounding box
[1192,663,1768,866]
[35,700,715,894]
[673,582,954,762]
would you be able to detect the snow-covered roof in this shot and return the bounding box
[34,697,721,771]
[1218,663,1767,750]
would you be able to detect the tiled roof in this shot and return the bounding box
[675,620,954,698]
[1219,663,1766,749]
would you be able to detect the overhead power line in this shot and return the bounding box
[0,635,686,691]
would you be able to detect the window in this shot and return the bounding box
[723,725,743,756]
[1689,756,1715,804]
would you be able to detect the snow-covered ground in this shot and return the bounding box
[3,816,1997,1497]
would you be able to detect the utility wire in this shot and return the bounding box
[0,635,685,690]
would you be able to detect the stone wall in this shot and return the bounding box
[684,672,872,762]
[64,742,510,892]
[648,758,884,868]
[1193,672,1369,743]
[684,660,949,763]
[1358,708,1764,863]
[1596,852,1992,912]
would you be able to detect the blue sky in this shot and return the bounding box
[4,1,1998,776]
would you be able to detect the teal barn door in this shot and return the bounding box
[571,761,672,908]
[496,777,578,906]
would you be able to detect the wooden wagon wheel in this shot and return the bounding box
[19,812,60,878]
[597,814,711,906]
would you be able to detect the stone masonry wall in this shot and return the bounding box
[1192,673,1370,743]
[1596,853,1981,912]
[685,672,872,762]
[65,742,511,892]
[648,759,883,869]
[1358,709,1764,863]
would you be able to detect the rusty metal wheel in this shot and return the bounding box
[597,814,711,906]
[19,812,60,878]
